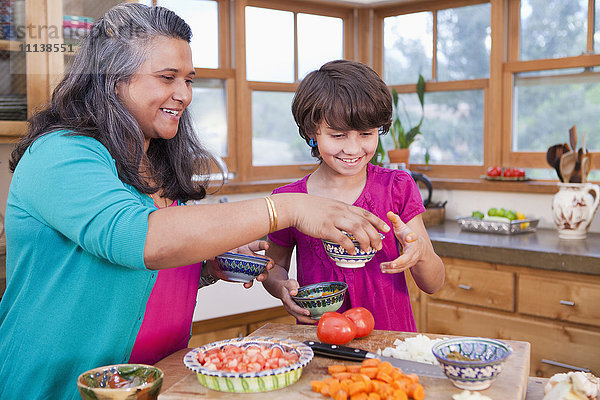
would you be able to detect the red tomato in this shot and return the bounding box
[503,168,515,177]
[486,166,501,177]
[342,307,375,338]
[514,168,525,177]
[317,312,356,345]
[196,344,298,372]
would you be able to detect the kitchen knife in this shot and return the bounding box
[304,340,447,379]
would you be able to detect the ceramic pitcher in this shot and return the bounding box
[552,183,600,239]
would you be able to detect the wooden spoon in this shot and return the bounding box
[569,125,577,150]
[546,143,568,181]
[560,150,577,183]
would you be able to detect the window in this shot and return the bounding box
[507,0,600,181]
[379,2,490,168]
[158,0,235,173]
[242,2,349,180]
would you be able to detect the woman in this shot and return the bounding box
[0,4,388,400]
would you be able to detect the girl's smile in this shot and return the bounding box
[315,125,380,177]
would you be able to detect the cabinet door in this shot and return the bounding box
[519,274,600,327]
[428,302,600,377]
[431,261,515,311]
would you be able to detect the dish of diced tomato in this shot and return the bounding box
[196,344,301,373]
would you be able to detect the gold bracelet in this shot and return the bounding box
[265,196,278,233]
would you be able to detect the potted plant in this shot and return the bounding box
[372,74,426,166]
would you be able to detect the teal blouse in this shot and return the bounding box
[0,131,157,400]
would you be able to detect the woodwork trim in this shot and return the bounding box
[191,306,291,335]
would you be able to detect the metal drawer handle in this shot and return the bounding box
[541,359,590,372]
[458,284,471,290]
[559,300,575,306]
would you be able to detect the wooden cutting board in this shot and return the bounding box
[159,323,530,400]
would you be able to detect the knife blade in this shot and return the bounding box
[304,340,447,379]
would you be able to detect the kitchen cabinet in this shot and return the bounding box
[0,0,123,140]
[409,256,600,378]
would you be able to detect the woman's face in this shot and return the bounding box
[116,37,195,143]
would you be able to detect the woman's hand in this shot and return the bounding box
[273,193,390,255]
[226,240,274,289]
[379,211,427,274]
[275,278,316,325]
[204,241,274,289]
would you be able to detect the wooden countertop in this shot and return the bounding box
[156,323,548,399]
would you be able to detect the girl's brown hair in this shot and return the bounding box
[292,59,392,159]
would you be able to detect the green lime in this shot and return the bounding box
[505,210,517,221]
[472,211,485,219]
[499,208,507,217]
[487,208,499,217]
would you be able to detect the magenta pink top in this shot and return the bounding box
[268,164,425,332]
[129,200,202,365]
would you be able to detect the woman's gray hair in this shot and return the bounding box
[10,3,212,202]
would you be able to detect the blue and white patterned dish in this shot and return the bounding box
[291,281,348,320]
[322,232,385,268]
[183,337,314,393]
[214,252,269,283]
[431,337,512,390]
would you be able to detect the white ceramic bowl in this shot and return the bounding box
[431,337,512,390]
[183,336,314,393]
[322,232,384,268]
[214,252,269,283]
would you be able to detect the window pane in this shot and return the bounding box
[596,3,600,52]
[157,0,218,69]
[520,0,587,61]
[297,13,343,79]
[437,4,490,81]
[246,7,294,83]
[252,91,314,166]
[383,12,433,84]
[513,71,600,152]
[188,79,228,156]
[381,90,484,164]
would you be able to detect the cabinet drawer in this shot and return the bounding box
[431,264,514,311]
[519,275,600,327]
[427,302,600,377]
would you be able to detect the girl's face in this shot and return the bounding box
[116,37,195,144]
[314,124,380,176]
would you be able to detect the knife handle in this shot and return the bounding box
[303,340,370,361]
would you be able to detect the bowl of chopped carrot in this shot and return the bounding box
[311,358,426,400]
[183,336,314,393]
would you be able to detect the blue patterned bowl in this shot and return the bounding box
[291,281,348,320]
[322,232,385,268]
[183,336,314,393]
[431,337,512,390]
[77,364,163,399]
[214,252,269,283]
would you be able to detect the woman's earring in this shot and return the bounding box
[309,138,318,148]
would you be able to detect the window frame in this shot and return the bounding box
[234,0,355,182]
[372,0,496,179]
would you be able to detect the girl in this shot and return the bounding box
[0,8,388,400]
[263,60,444,331]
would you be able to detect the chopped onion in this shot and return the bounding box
[377,334,444,365]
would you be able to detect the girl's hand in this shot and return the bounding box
[379,211,426,274]
[222,240,274,289]
[276,278,316,325]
